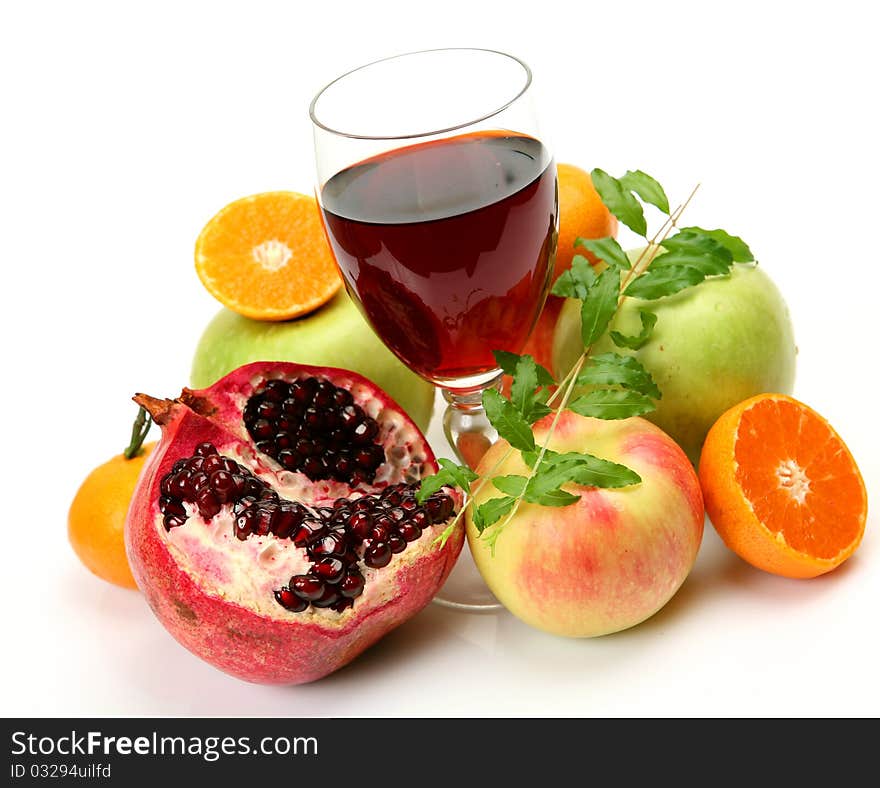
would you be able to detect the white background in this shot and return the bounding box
[2,0,878,717]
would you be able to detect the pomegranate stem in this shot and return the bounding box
[124,406,152,459]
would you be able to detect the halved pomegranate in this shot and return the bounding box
[126,362,462,685]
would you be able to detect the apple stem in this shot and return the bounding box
[123,406,153,460]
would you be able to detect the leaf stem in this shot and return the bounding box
[432,445,515,548]
[478,181,702,553]
[123,406,152,459]
[483,351,588,553]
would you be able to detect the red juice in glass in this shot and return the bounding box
[318,131,558,383]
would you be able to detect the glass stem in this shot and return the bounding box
[442,373,502,470]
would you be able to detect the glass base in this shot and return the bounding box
[432,539,501,612]
[431,374,504,612]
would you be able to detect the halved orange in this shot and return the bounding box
[699,393,867,578]
[195,191,342,321]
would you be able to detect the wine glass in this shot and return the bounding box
[310,48,558,610]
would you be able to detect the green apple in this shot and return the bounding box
[191,292,436,432]
[552,263,797,464]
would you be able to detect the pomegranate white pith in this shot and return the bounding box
[160,444,452,623]
[126,362,463,685]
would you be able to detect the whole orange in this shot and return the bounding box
[68,443,155,589]
[554,163,618,281]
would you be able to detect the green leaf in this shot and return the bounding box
[575,236,630,270]
[492,475,528,497]
[519,449,542,469]
[610,309,656,350]
[524,458,584,501]
[530,488,581,507]
[619,170,670,214]
[551,255,596,299]
[509,355,538,417]
[525,401,553,424]
[416,458,477,503]
[677,226,754,262]
[569,389,656,419]
[580,267,621,347]
[566,453,642,488]
[661,231,733,262]
[577,352,661,399]
[492,350,555,387]
[523,449,642,492]
[624,265,706,299]
[590,168,648,237]
[472,496,516,533]
[482,388,536,453]
[647,250,732,276]
[437,458,478,490]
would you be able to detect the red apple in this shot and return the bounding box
[467,411,704,637]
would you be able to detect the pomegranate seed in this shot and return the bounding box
[340,571,366,598]
[425,495,453,523]
[196,490,221,519]
[200,455,223,475]
[302,456,326,479]
[333,389,353,407]
[292,520,324,547]
[310,585,341,609]
[381,487,402,504]
[274,587,308,613]
[275,432,293,450]
[255,439,276,455]
[190,471,209,493]
[277,449,299,470]
[255,506,277,536]
[272,504,301,539]
[408,510,429,528]
[235,509,256,540]
[257,400,281,419]
[388,533,407,554]
[352,419,377,445]
[313,557,345,583]
[435,495,454,521]
[194,442,217,457]
[210,470,235,501]
[313,384,334,408]
[262,380,289,402]
[339,405,360,428]
[348,512,372,540]
[163,514,186,530]
[291,574,325,601]
[290,380,313,403]
[387,506,407,522]
[364,542,392,568]
[171,473,191,498]
[160,498,186,518]
[312,533,347,557]
[398,521,422,542]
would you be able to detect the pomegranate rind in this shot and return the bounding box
[126,364,463,685]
